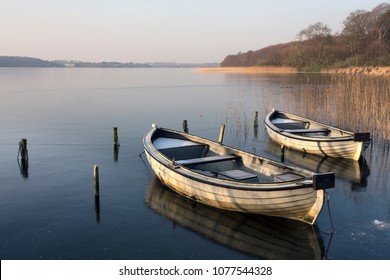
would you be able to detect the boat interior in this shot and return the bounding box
[271,112,332,137]
[270,111,371,143]
[153,136,306,184]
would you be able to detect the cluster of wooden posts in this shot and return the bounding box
[17,114,261,222]
[182,111,259,144]
[93,127,120,223]
[16,127,120,223]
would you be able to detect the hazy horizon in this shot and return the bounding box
[0,0,381,63]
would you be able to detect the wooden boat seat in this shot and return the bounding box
[218,169,258,182]
[283,128,330,134]
[272,118,309,129]
[272,118,307,125]
[175,154,241,166]
[153,137,203,150]
[274,172,305,182]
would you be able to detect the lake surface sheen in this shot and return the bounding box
[0,68,389,260]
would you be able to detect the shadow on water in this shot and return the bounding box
[17,138,29,178]
[113,144,120,162]
[145,178,326,260]
[17,158,29,178]
[94,194,100,224]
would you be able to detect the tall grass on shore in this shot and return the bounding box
[263,74,390,149]
[224,73,389,152]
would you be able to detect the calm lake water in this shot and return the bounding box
[0,68,389,260]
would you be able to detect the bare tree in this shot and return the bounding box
[369,3,390,56]
[342,10,370,64]
[297,22,332,65]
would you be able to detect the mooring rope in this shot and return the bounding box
[326,191,335,233]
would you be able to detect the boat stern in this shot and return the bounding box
[313,172,335,190]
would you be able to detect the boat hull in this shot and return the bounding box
[264,110,369,160]
[143,127,328,224]
[265,125,363,160]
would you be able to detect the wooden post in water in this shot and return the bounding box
[281,145,285,162]
[182,120,189,133]
[218,124,225,144]
[94,192,100,224]
[254,111,259,139]
[94,165,100,196]
[113,127,120,161]
[254,111,259,127]
[18,138,29,161]
[113,127,120,146]
[93,165,100,223]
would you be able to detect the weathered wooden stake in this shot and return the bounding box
[113,127,120,146]
[281,145,285,162]
[94,165,100,196]
[182,120,189,133]
[254,111,259,127]
[218,124,225,144]
[18,138,29,161]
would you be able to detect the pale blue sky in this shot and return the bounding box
[0,0,381,63]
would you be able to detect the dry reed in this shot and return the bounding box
[262,75,390,148]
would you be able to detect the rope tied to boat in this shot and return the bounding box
[323,191,335,259]
[325,191,335,233]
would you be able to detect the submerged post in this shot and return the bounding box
[113,127,120,146]
[182,120,189,133]
[218,124,225,144]
[113,144,119,162]
[94,193,100,224]
[93,165,100,223]
[94,165,100,196]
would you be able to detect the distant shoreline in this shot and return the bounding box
[196,66,390,77]
[0,56,219,68]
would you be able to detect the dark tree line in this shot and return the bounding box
[221,3,390,70]
[0,56,63,67]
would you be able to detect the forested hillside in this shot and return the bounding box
[0,56,62,67]
[221,3,390,71]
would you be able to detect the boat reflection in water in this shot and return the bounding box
[264,139,370,190]
[145,178,325,260]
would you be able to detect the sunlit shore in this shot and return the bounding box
[196,66,297,73]
[322,66,390,77]
[196,66,390,77]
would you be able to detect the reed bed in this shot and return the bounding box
[197,66,297,74]
[261,75,390,149]
[225,100,251,143]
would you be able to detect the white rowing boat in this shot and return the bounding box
[143,124,335,224]
[264,110,370,160]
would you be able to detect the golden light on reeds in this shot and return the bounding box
[262,74,390,148]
